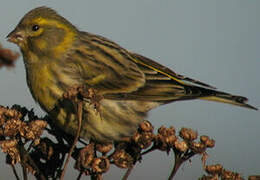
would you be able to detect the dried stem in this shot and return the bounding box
[122,165,135,180]
[168,150,196,180]
[76,171,83,180]
[21,163,28,180]
[11,164,20,180]
[60,100,83,180]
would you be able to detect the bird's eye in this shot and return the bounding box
[32,25,40,31]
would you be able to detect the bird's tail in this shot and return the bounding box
[188,86,258,110]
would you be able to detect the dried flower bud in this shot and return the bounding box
[77,143,95,169]
[205,164,223,175]
[156,126,177,149]
[155,134,168,151]
[179,128,198,141]
[139,120,153,132]
[112,149,133,169]
[0,140,20,164]
[92,157,110,173]
[4,118,22,137]
[167,126,176,136]
[200,135,209,144]
[174,140,188,152]
[158,126,167,136]
[96,143,113,155]
[221,169,243,180]
[4,109,22,119]
[0,44,19,68]
[200,135,215,148]
[132,131,154,149]
[165,135,177,147]
[21,120,47,140]
[206,139,215,148]
[190,142,206,153]
[248,175,260,180]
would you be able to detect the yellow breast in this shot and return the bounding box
[26,62,64,112]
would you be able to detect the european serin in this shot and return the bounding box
[7,7,257,142]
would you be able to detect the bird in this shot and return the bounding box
[7,6,257,142]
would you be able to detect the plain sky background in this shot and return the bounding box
[0,1,259,179]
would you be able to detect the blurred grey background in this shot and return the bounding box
[0,0,259,179]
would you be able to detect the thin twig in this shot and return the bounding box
[20,145,46,180]
[168,150,196,180]
[21,163,28,180]
[11,164,20,180]
[76,171,83,180]
[122,165,135,180]
[60,100,83,180]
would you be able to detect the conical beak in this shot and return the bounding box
[6,29,24,44]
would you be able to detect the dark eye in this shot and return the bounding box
[32,25,40,31]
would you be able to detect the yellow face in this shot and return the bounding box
[7,7,78,59]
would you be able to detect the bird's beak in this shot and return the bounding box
[6,29,25,44]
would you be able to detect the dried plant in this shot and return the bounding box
[0,46,258,179]
[0,44,19,68]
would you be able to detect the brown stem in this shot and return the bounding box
[60,100,83,180]
[19,144,46,180]
[122,165,135,180]
[76,171,83,180]
[168,150,196,180]
[168,153,183,180]
[21,163,28,180]
[11,164,20,180]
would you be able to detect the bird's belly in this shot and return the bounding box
[26,63,158,142]
[50,99,153,142]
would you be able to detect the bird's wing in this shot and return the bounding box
[104,52,216,102]
[105,53,257,110]
[73,32,146,95]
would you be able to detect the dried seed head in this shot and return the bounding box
[0,140,20,164]
[205,164,223,175]
[199,175,218,180]
[139,120,154,132]
[4,109,22,119]
[92,157,110,173]
[0,44,19,68]
[206,139,215,148]
[96,143,113,155]
[179,128,198,141]
[200,135,215,148]
[200,135,210,144]
[190,142,206,153]
[248,175,260,180]
[156,126,177,149]
[78,143,95,169]
[112,149,133,169]
[155,134,168,151]
[174,140,188,152]
[132,131,154,149]
[158,126,167,136]
[3,118,22,137]
[167,126,176,136]
[221,169,243,180]
[20,120,47,140]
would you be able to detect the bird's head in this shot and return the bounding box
[7,6,78,59]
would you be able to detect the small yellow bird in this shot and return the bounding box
[7,7,257,142]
